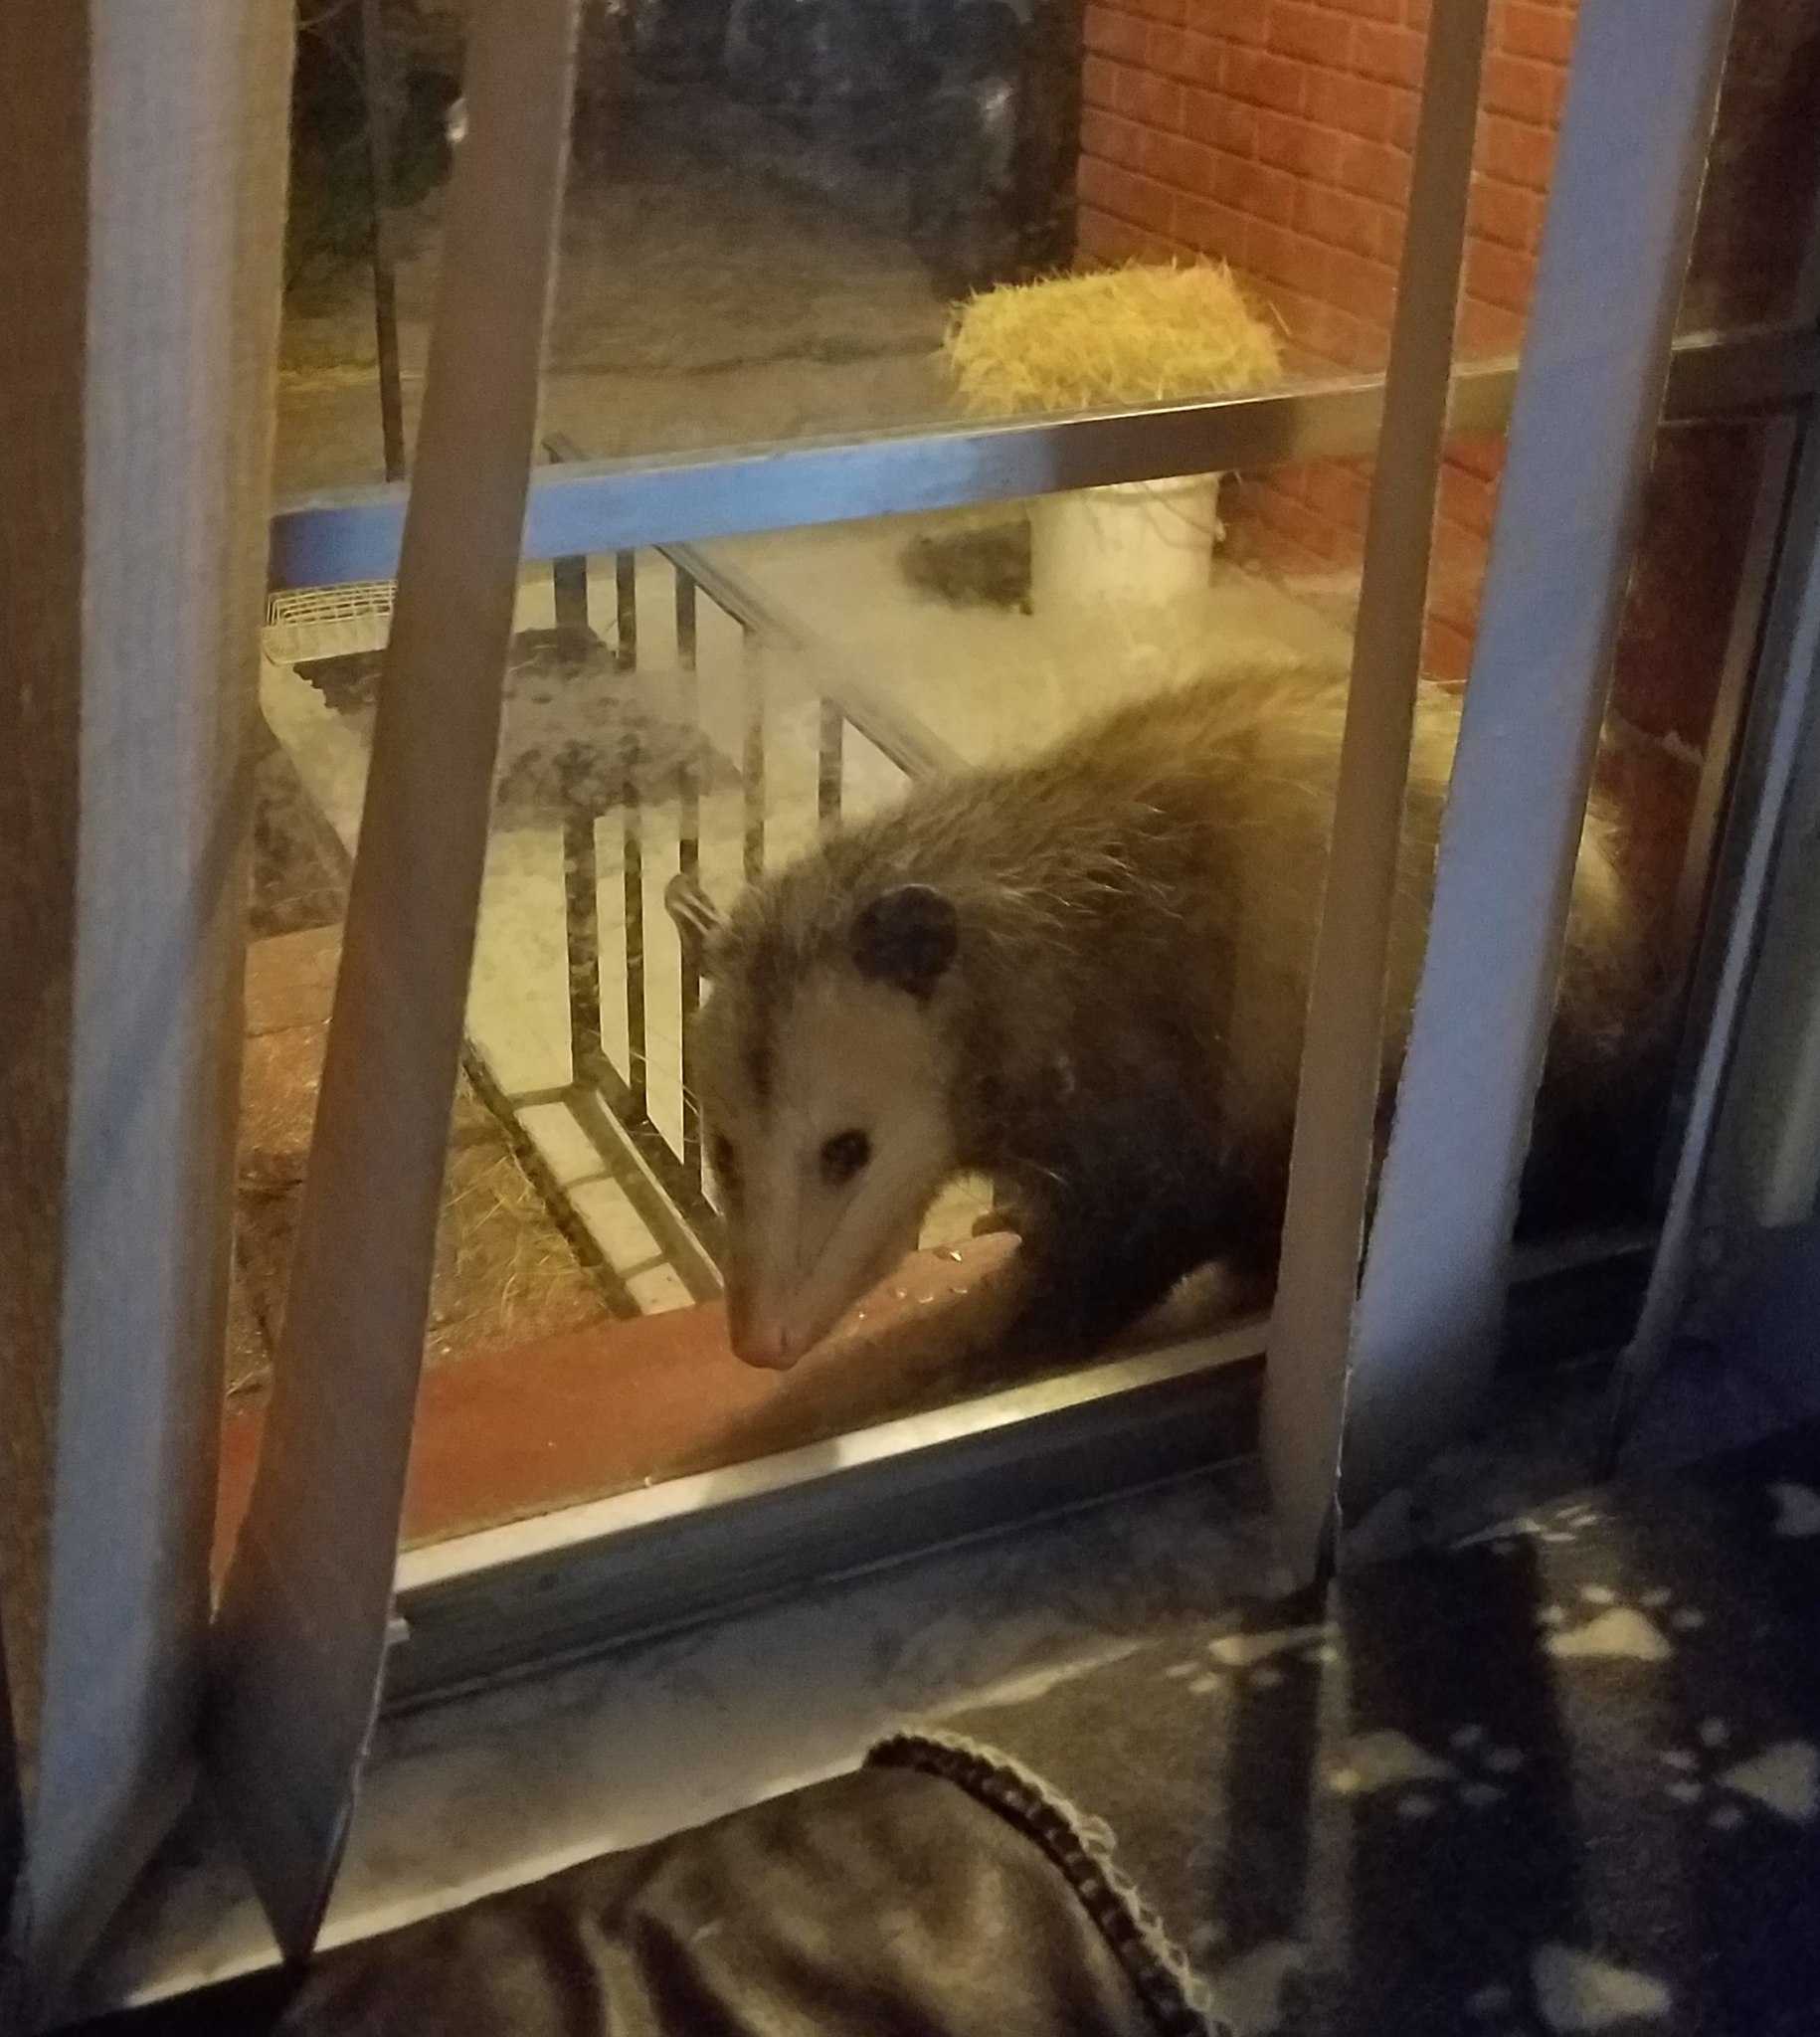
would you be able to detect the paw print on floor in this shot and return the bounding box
[1769,1480,1820,1539]
[1162,1622,1338,1698]
[1326,1724,1526,1817]
[1205,1938,1309,2037]
[1455,1498,1606,1557]
[1466,1945,1672,2036]
[1539,1583,1705,1663]
[1657,1719,1818,1831]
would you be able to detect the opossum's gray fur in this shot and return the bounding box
[696,663,1658,1358]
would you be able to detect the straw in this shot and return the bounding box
[944,260,1283,417]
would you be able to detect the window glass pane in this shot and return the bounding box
[274,0,1814,492]
[245,0,1809,1557]
[227,405,1783,1552]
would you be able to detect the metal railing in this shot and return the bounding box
[535,439,960,1289]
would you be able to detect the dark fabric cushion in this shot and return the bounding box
[80,1766,1202,2037]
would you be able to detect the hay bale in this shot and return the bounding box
[944,260,1282,417]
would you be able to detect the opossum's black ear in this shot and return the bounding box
[849,884,958,998]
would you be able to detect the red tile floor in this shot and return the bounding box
[223,916,1026,1574]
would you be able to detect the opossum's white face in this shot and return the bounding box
[693,884,962,1370]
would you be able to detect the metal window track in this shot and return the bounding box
[383,1225,1655,1713]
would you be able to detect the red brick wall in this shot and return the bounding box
[1073,0,1578,680]
[1061,0,1820,974]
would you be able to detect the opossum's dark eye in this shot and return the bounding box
[711,1135,741,1200]
[819,1129,871,1188]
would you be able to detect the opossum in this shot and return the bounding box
[688,665,1657,1371]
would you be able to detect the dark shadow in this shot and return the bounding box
[1207,1580,1332,1977]
[1,1615,20,1969]
[61,1964,303,2037]
[1338,1538,1583,2037]
[1640,1426,1820,2036]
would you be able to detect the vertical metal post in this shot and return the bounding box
[208,0,580,1958]
[1663,420,1800,1005]
[554,553,602,1078]
[1343,0,1738,1516]
[1262,0,1494,1587]
[1607,421,1820,1446]
[551,551,589,637]
[0,0,294,2000]
[675,566,704,1183]
[620,556,646,1120]
[818,699,844,830]
[359,0,408,481]
[565,814,604,1079]
[0,1617,18,1990]
[603,545,644,1116]
[615,547,637,671]
[742,625,765,882]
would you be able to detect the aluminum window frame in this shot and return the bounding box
[257,318,1820,1713]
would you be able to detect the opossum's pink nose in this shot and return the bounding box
[726,1291,802,1371]
[736,1326,800,1371]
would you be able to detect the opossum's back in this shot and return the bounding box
[725,663,1645,1125]
[1004,666,1646,1139]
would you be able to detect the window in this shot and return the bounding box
[227,0,1820,1675]
[11,0,1820,2002]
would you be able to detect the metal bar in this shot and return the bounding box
[742,626,765,883]
[675,566,703,1187]
[359,0,408,481]
[818,700,844,830]
[673,564,698,673]
[542,434,594,642]
[1,0,293,2000]
[663,540,965,782]
[612,545,646,1118]
[1607,418,1820,1445]
[550,537,609,1117]
[1343,0,1738,1524]
[551,552,590,636]
[208,0,580,1961]
[615,547,637,671]
[564,813,603,1077]
[1260,0,1493,1588]
[545,447,714,1221]
[622,761,647,1124]
[1663,415,1802,1064]
[0,1613,18,1989]
[267,325,1820,593]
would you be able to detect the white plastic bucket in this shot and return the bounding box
[1029,471,1221,618]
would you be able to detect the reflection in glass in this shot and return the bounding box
[234,407,1775,1535]
[244,0,1811,1539]
[275,0,1819,492]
